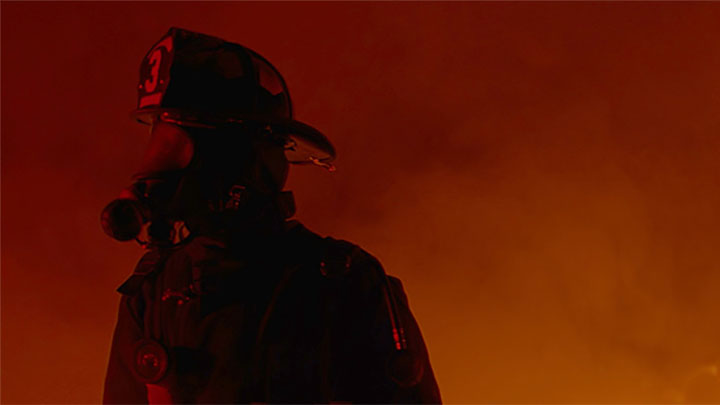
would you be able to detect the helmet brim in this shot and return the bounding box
[131,108,336,165]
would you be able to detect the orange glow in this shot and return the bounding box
[4,2,720,403]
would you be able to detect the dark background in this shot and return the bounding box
[4,2,720,403]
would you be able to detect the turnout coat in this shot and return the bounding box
[103,221,441,403]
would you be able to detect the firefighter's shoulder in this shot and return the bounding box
[116,248,167,295]
[115,244,186,296]
[285,220,389,286]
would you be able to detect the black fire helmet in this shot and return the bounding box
[131,27,335,167]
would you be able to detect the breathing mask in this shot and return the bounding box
[101,122,195,245]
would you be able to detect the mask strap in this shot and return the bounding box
[276,191,296,219]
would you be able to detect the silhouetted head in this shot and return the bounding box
[102,27,335,246]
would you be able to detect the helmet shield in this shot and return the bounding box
[134,122,194,179]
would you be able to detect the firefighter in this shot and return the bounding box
[101,27,441,404]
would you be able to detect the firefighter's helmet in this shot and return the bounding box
[132,27,335,166]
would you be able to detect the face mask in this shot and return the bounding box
[102,121,298,245]
[100,123,194,244]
